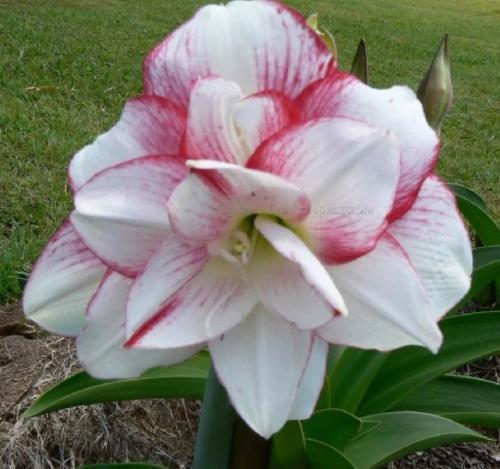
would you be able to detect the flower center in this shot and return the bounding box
[208,216,259,268]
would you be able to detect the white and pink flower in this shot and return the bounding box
[23,0,472,438]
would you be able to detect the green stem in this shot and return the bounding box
[192,363,238,469]
[192,362,271,469]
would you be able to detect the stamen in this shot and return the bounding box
[207,230,254,267]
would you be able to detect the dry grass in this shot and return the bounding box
[0,333,199,468]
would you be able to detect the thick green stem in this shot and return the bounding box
[192,362,271,469]
[192,363,238,469]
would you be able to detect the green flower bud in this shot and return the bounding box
[351,38,368,84]
[307,13,338,62]
[417,34,453,132]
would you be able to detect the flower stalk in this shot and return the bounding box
[192,363,238,469]
[193,362,271,469]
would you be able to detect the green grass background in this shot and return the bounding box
[1,0,499,303]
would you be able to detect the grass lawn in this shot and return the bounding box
[1,0,499,303]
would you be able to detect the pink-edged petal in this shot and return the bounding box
[126,258,257,349]
[144,0,334,107]
[127,234,209,335]
[288,337,328,420]
[209,304,313,438]
[389,175,472,320]
[233,90,299,157]
[77,271,201,379]
[183,77,246,165]
[71,156,186,277]
[167,160,311,243]
[319,235,442,352]
[69,96,186,190]
[250,216,347,330]
[248,118,400,263]
[297,72,439,219]
[23,220,106,336]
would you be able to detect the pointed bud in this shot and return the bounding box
[306,13,338,62]
[306,12,319,31]
[417,34,453,132]
[351,38,368,84]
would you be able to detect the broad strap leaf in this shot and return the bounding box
[358,312,500,414]
[391,374,500,427]
[302,408,362,451]
[449,183,500,246]
[329,348,387,413]
[25,352,209,417]
[305,439,356,469]
[344,411,489,469]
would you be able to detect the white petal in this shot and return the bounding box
[183,77,246,165]
[71,156,186,276]
[69,96,185,189]
[77,272,201,379]
[389,175,472,319]
[209,304,313,438]
[233,90,298,157]
[144,0,333,107]
[319,235,443,352]
[23,220,106,336]
[250,216,347,329]
[126,258,256,349]
[167,160,310,243]
[127,234,209,335]
[248,117,400,263]
[288,337,328,420]
[298,73,439,218]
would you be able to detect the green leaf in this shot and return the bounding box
[391,374,500,427]
[350,420,381,442]
[269,420,308,469]
[450,184,500,246]
[305,439,356,469]
[302,409,362,451]
[330,349,387,412]
[454,246,500,309]
[358,311,500,415]
[344,411,489,469]
[79,464,167,469]
[25,352,209,417]
[448,183,487,211]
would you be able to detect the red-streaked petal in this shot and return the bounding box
[297,72,439,219]
[127,234,209,335]
[126,258,256,349]
[167,160,311,243]
[183,77,246,164]
[71,155,186,277]
[77,271,201,379]
[319,235,442,352]
[233,90,299,158]
[143,0,334,107]
[250,216,347,329]
[69,96,186,190]
[23,220,106,336]
[288,336,328,420]
[389,175,472,320]
[209,304,313,438]
[248,117,400,263]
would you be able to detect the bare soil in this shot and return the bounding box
[1,303,499,468]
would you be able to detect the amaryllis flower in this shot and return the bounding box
[23,0,472,438]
